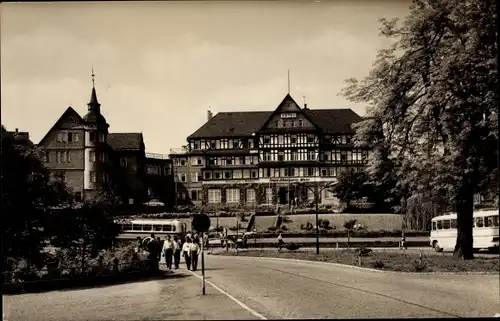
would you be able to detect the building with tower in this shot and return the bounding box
[38,72,174,205]
[170,93,369,209]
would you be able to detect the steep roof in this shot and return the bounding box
[187,108,362,139]
[38,107,84,146]
[107,133,143,151]
[188,111,270,139]
[304,109,363,134]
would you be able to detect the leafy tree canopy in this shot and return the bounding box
[341,0,497,259]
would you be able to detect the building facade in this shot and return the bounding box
[144,153,175,207]
[37,79,172,205]
[171,94,369,209]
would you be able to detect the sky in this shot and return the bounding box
[1,0,411,154]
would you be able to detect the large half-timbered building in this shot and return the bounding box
[172,94,369,208]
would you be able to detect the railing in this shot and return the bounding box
[146,153,169,160]
[169,148,189,155]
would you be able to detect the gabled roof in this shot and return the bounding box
[304,109,363,134]
[256,94,321,133]
[107,133,143,151]
[186,102,363,139]
[38,107,84,145]
[187,111,270,139]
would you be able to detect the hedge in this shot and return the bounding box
[248,230,429,238]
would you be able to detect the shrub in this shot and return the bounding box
[281,225,288,231]
[411,260,427,272]
[372,260,385,269]
[267,226,278,231]
[355,247,373,257]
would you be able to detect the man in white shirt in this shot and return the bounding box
[162,235,174,270]
[190,240,201,271]
[182,238,193,270]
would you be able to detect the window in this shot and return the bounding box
[89,132,96,142]
[246,189,256,202]
[45,152,51,163]
[99,133,105,142]
[299,120,304,127]
[101,173,107,182]
[90,171,96,183]
[248,139,254,149]
[55,172,66,182]
[251,170,258,178]
[191,173,198,182]
[450,219,457,229]
[120,157,127,167]
[266,188,273,204]
[65,151,71,163]
[490,216,499,227]
[74,133,79,142]
[475,217,484,228]
[437,220,443,230]
[307,168,315,176]
[233,170,242,179]
[75,192,82,202]
[224,171,231,179]
[56,132,64,142]
[307,189,315,200]
[180,159,186,166]
[99,152,105,163]
[443,220,450,229]
[208,189,221,203]
[432,221,437,231]
[179,174,186,182]
[226,189,240,203]
[191,190,199,201]
[67,132,73,142]
[204,172,211,179]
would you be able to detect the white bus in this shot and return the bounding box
[430,210,499,252]
[115,219,188,240]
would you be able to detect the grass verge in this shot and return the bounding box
[214,249,500,273]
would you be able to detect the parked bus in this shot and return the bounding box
[430,210,499,253]
[115,219,188,240]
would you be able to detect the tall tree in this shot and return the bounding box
[341,0,497,259]
[1,126,71,270]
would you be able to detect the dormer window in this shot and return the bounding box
[89,132,96,142]
[299,120,304,127]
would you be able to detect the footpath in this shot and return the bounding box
[3,264,260,321]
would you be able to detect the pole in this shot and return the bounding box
[201,232,206,295]
[236,220,239,254]
[315,190,319,255]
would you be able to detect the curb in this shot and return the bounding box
[223,255,499,276]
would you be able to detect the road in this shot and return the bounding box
[194,254,499,318]
[5,255,499,319]
[3,271,259,321]
[248,236,428,243]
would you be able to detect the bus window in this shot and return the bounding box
[437,220,443,230]
[132,224,142,231]
[450,219,457,229]
[443,220,450,229]
[172,225,177,232]
[162,225,172,232]
[432,221,437,231]
[475,217,484,228]
[143,224,153,231]
[153,225,162,232]
[491,216,499,227]
[123,224,132,231]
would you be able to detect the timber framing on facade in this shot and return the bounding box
[170,94,370,208]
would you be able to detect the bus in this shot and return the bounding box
[430,210,499,253]
[115,219,188,240]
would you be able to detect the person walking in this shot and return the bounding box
[173,236,182,269]
[162,235,174,270]
[182,237,192,270]
[190,239,201,271]
[146,233,159,271]
[156,237,163,264]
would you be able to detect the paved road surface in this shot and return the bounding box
[3,271,258,321]
[232,236,428,243]
[193,255,500,318]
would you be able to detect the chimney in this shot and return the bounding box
[15,128,19,133]
[303,103,308,110]
[207,109,213,122]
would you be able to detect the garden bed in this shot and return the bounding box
[214,249,500,273]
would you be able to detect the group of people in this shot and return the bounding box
[135,233,203,272]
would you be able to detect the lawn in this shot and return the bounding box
[215,249,499,273]
[282,214,403,232]
[179,217,249,232]
[253,216,278,231]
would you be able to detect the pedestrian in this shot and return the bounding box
[277,233,284,251]
[162,235,174,270]
[400,232,407,250]
[182,237,193,270]
[156,237,163,263]
[190,239,200,271]
[146,233,159,271]
[173,236,182,269]
[135,237,142,253]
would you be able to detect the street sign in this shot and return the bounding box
[192,214,211,233]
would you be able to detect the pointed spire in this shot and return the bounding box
[88,65,100,107]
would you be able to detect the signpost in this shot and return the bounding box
[191,214,211,295]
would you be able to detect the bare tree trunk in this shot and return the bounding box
[453,186,475,260]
